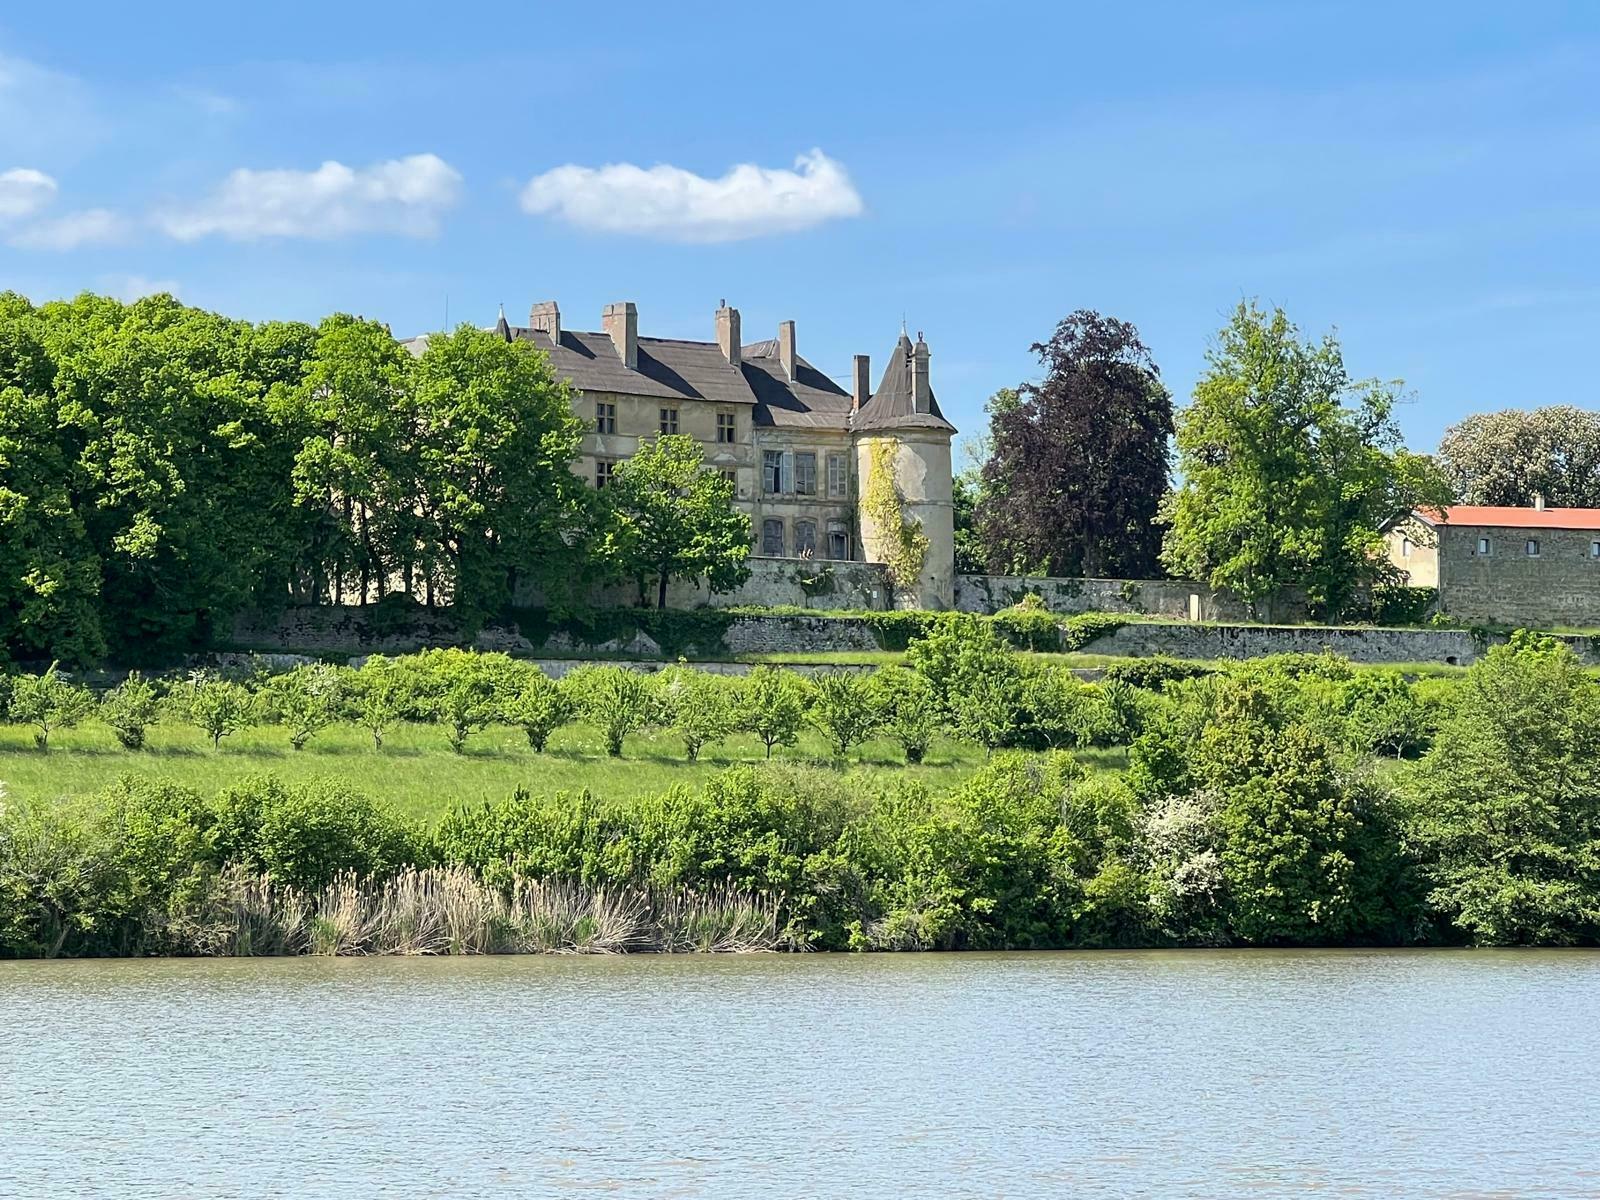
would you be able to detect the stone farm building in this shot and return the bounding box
[405,300,957,607]
[1385,499,1600,626]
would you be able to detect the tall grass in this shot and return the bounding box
[175,867,778,956]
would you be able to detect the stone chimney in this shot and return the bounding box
[603,301,638,369]
[778,320,797,380]
[716,300,741,367]
[911,332,931,414]
[1534,492,1547,512]
[852,354,871,411]
[529,300,560,344]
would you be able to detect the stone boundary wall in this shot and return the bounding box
[954,574,1290,621]
[232,604,1596,667]
[516,557,894,613]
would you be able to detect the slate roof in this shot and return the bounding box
[852,333,957,433]
[400,321,956,436]
[1413,505,1600,531]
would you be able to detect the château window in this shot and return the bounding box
[720,469,737,493]
[763,450,784,494]
[659,406,679,435]
[716,412,736,444]
[1400,537,1413,558]
[1477,536,1492,556]
[595,402,617,435]
[794,452,817,496]
[794,520,818,557]
[761,518,785,556]
[595,460,615,489]
[827,523,849,561]
[1526,538,1540,557]
[827,453,848,498]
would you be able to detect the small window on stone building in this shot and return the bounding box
[763,450,783,494]
[1477,536,1492,556]
[716,412,736,443]
[596,402,617,435]
[720,469,737,493]
[595,460,615,489]
[1591,541,1600,559]
[1400,537,1413,558]
[827,453,848,498]
[1526,538,1540,557]
[761,518,784,556]
[827,523,849,561]
[794,520,817,557]
[794,452,817,496]
[659,406,679,435]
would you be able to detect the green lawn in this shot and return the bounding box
[0,720,1129,823]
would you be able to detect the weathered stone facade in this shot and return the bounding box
[404,300,957,608]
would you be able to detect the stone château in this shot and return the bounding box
[405,300,957,607]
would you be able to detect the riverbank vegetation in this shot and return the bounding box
[7,627,1593,957]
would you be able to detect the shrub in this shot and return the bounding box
[1344,674,1433,758]
[566,665,652,757]
[864,665,937,764]
[809,671,879,758]
[100,672,161,750]
[7,663,96,750]
[501,665,574,752]
[907,616,1024,749]
[352,655,405,750]
[739,666,809,759]
[210,776,417,892]
[1101,656,1213,692]
[653,666,735,761]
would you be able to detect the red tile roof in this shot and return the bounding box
[1415,505,1600,530]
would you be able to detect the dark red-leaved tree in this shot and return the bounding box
[975,311,1173,578]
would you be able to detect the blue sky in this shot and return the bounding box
[3,2,1599,456]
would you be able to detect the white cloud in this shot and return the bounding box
[100,274,181,301]
[518,148,864,242]
[154,153,462,241]
[7,208,128,250]
[0,167,58,221]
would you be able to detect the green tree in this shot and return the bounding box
[262,663,344,751]
[175,673,255,749]
[654,665,735,761]
[809,671,880,758]
[1402,634,1600,945]
[410,326,590,621]
[100,672,161,750]
[1160,302,1449,619]
[352,655,406,751]
[567,665,652,757]
[906,618,1023,751]
[741,666,809,759]
[501,665,574,752]
[7,663,95,750]
[865,665,938,764]
[602,434,752,608]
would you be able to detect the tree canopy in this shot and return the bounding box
[1436,405,1600,508]
[601,434,751,608]
[976,313,1172,577]
[1160,302,1448,619]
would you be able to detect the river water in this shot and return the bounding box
[2,950,1597,1198]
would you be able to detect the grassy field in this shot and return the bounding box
[0,720,1128,823]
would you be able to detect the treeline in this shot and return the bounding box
[11,630,1595,956]
[0,292,749,668]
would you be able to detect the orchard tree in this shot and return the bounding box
[976,314,1173,577]
[1160,302,1450,619]
[1437,406,1600,508]
[603,434,752,608]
